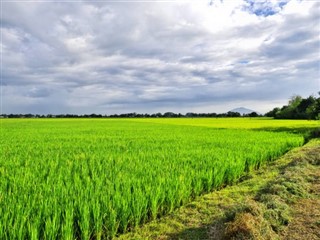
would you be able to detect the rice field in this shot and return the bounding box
[0,118,316,239]
[130,117,320,129]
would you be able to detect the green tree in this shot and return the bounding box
[306,94,320,120]
[266,94,320,120]
[265,107,280,118]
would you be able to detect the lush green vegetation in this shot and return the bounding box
[266,94,320,120]
[131,117,319,129]
[0,118,315,239]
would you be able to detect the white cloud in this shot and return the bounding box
[1,0,319,114]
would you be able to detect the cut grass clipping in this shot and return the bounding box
[223,140,320,240]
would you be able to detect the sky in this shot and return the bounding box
[1,0,319,115]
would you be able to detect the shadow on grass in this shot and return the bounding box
[253,126,320,142]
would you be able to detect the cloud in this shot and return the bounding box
[27,87,52,98]
[1,0,319,114]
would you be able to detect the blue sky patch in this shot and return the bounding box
[238,60,250,65]
[244,0,289,17]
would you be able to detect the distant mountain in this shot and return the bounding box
[229,107,257,115]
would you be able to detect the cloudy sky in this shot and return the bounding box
[1,0,319,114]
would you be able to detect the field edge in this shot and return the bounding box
[116,138,320,240]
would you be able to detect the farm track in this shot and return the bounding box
[117,139,320,240]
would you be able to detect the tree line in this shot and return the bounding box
[1,93,319,119]
[265,93,320,120]
[0,111,260,119]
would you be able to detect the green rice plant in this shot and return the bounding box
[44,207,60,240]
[0,118,310,239]
[62,204,74,240]
[91,199,103,240]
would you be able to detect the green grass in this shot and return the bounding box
[130,117,319,129]
[0,118,316,239]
